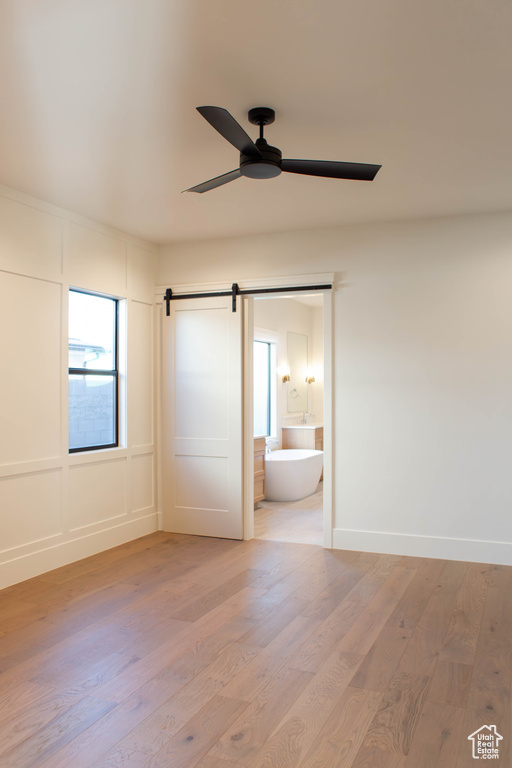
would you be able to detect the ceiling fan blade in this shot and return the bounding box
[183,168,242,194]
[281,159,381,181]
[197,106,262,158]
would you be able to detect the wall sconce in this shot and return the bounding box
[305,375,315,384]
[282,373,290,383]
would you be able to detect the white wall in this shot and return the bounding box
[0,184,157,589]
[158,211,512,565]
[311,306,324,421]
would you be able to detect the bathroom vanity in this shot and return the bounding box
[254,437,266,508]
[282,425,323,452]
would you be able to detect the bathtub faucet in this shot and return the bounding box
[265,437,278,454]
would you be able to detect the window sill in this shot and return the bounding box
[68,446,128,465]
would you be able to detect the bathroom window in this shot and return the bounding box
[254,339,276,437]
[68,289,118,452]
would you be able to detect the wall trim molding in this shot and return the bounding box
[0,183,157,252]
[333,527,512,566]
[0,514,158,590]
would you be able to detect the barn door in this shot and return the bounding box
[161,295,243,538]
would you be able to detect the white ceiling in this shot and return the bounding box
[0,0,511,244]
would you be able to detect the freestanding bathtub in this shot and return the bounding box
[264,449,323,502]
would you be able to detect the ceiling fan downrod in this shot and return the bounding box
[242,107,281,179]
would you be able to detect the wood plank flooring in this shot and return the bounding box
[254,484,323,545]
[0,532,510,767]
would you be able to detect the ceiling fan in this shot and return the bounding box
[184,106,381,193]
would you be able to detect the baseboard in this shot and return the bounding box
[332,527,512,566]
[0,514,159,590]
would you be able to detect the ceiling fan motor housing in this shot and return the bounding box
[240,138,282,179]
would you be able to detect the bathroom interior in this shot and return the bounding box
[253,294,324,545]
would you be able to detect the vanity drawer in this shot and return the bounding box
[254,437,266,454]
[254,437,266,507]
[282,426,323,451]
[254,476,265,504]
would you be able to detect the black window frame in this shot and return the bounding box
[68,288,119,453]
[254,339,272,437]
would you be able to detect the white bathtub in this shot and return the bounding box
[264,449,323,502]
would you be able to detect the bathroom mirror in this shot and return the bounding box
[287,332,308,412]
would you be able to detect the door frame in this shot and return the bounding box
[242,274,334,547]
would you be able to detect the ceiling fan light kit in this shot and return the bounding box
[184,105,381,193]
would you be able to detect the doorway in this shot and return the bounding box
[253,294,323,544]
[243,286,332,547]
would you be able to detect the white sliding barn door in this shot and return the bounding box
[161,295,243,539]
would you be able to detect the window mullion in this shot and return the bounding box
[69,368,116,376]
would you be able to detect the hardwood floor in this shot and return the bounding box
[254,484,323,545]
[0,532,510,767]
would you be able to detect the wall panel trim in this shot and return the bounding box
[0,513,158,590]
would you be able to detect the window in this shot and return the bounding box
[254,339,274,436]
[68,290,118,452]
